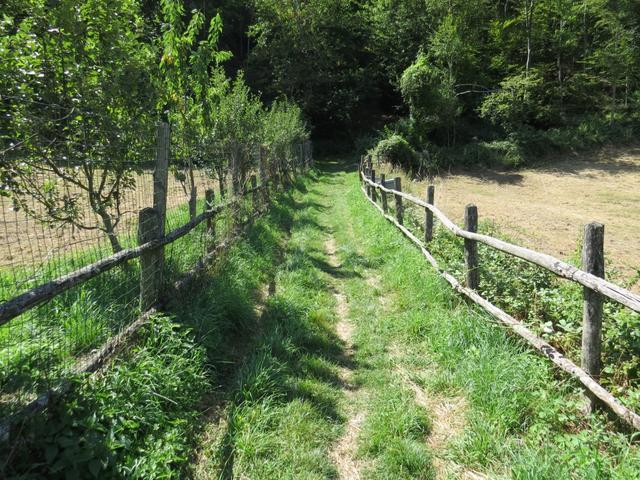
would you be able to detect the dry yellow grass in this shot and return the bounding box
[380,145,640,292]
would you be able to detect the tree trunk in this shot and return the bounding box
[525,0,535,75]
[97,209,123,254]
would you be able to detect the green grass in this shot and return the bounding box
[324,162,640,479]
[0,193,256,418]
[1,182,293,478]
[3,160,640,478]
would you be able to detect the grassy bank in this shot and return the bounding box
[0,193,251,419]
[0,183,295,478]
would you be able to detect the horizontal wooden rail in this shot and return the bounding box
[361,172,640,314]
[0,187,265,325]
[361,185,640,431]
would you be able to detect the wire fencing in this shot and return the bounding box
[0,121,313,426]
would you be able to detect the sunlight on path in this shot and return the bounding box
[325,235,365,480]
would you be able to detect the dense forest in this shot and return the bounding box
[212,0,640,168]
[4,0,640,172]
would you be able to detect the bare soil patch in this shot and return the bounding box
[384,145,640,291]
[325,236,366,480]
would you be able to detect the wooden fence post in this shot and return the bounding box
[138,208,162,311]
[205,189,216,253]
[304,140,311,169]
[464,204,479,290]
[581,222,605,411]
[153,122,170,233]
[250,175,258,208]
[152,122,169,293]
[189,186,198,221]
[394,177,403,225]
[371,170,377,202]
[380,173,388,213]
[364,165,371,197]
[425,185,435,243]
[299,143,304,172]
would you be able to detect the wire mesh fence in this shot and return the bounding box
[0,122,313,422]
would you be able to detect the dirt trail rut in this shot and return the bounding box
[325,235,365,480]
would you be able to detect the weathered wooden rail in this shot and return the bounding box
[359,160,640,430]
[0,122,313,438]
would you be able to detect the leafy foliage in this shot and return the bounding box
[370,134,420,173]
[0,0,308,252]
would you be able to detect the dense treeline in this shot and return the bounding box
[2,0,639,173]
[210,0,640,168]
[0,0,308,253]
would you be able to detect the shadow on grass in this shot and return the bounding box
[0,184,306,478]
[1,169,358,478]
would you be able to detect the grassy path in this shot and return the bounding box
[194,160,640,479]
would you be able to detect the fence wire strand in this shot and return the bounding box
[0,121,313,420]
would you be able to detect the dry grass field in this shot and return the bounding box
[383,145,640,292]
[0,170,218,270]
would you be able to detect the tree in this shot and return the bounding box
[0,0,157,253]
[247,0,372,136]
[400,54,461,145]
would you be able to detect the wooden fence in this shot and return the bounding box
[0,122,313,439]
[359,158,640,430]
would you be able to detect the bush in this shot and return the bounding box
[370,134,421,172]
[399,53,460,141]
[479,71,545,133]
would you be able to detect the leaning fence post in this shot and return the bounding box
[380,173,388,213]
[139,208,162,311]
[425,185,435,243]
[581,222,605,412]
[189,186,198,221]
[371,170,377,202]
[464,205,479,290]
[393,177,403,225]
[205,189,216,253]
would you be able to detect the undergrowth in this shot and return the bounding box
[0,184,293,478]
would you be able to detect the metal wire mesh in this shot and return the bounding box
[0,128,309,419]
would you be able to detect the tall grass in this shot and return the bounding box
[335,167,640,478]
[0,188,289,478]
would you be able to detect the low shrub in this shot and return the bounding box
[370,134,421,172]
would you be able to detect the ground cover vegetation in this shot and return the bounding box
[0,181,299,478]
[395,198,640,413]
